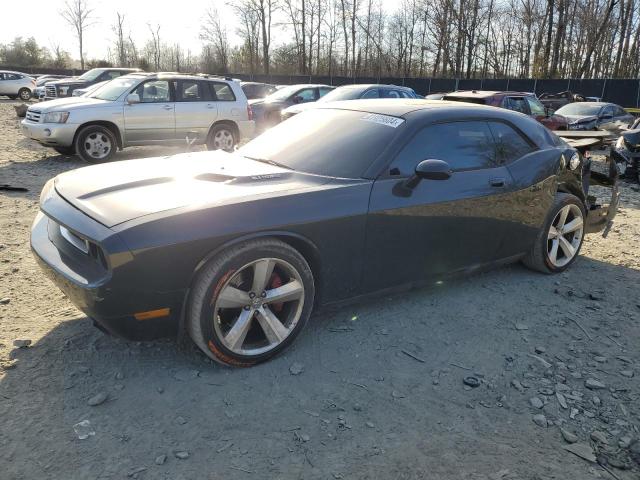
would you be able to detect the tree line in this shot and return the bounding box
[2,0,639,79]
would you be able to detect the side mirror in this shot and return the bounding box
[126,93,140,105]
[402,159,452,191]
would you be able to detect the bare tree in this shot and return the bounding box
[113,12,127,67]
[60,0,95,69]
[200,6,230,72]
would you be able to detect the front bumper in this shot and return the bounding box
[21,120,77,147]
[30,197,182,340]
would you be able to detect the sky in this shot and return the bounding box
[0,0,396,63]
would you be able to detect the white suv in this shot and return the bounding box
[21,73,255,162]
[0,71,35,100]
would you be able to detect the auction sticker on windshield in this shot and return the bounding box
[361,113,404,128]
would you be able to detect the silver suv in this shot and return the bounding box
[0,70,35,100]
[22,73,255,162]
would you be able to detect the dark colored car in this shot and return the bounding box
[31,100,617,367]
[44,68,142,100]
[281,84,420,120]
[555,102,635,134]
[249,83,334,129]
[443,90,569,130]
[240,81,278,100]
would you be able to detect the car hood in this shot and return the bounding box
[34,97,110,111]
[54,151,332,228]
[562,114,598,124]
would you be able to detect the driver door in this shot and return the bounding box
[363,120,528,292]
[123,79,176,144]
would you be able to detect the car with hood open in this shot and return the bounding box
[31,99,618,367]
[554,102,635,134]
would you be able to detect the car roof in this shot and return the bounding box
[335,84,413,91]
[0,70,27,75]
[118,72,237,82]
[445,90,537,98]
[571,101,611,107]
[313,99,503,117]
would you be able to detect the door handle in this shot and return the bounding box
[161,105,173,110]
[489,177,505,187]
[206,104,215,109]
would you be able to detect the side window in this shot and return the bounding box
[0,73,5,81]
[391,121,498,175]
[318,87,333,98]
[177,80,208,102]
[211,82,236,101]
[105,71,122,80]
[614,106,627,117]
[361,89,380,99]
[135,80,171,103]
[526,97,545,116]
[381,89,402,99]
[601,106,614,118]
[504,97,529,114]
[487,121,535,164]
[292,88,317,102]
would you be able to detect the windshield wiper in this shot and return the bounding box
[244,157,295,171]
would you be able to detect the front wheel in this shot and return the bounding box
[187,239,315,367]
[522,193,586,273]
[18,88,32,101]
[74,125,117,163]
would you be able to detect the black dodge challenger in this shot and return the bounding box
[31,100,618,366]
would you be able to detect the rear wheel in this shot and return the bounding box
[206,124,237,152]
[523,193,585,273]
[18,88,31,101]
[187,239,315,367]
[74,125,117,163]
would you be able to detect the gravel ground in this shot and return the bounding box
[1,99,639,480]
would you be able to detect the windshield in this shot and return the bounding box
[263,85,305,102]
[556,103,603,116]
[238,109,404,178]
[317,87,363,102]
[90,77,139,101]
[77,69,104,82]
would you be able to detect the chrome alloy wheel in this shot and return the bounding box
[83,132,112,159]
[547,204,584,267]
[213,258,305,356]
[212,128,234,150]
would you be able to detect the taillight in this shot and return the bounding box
[247,104,254,121]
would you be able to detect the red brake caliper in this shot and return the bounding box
[269,272,284,312]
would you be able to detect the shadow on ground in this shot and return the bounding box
[1,255,639,479]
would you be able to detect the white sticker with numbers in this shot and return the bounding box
[360,113,405,128]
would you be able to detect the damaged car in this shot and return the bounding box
[31,100,618,367]
[612,117,640,182]
[555,102,635,133]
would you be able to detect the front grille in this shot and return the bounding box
[45,85,57,98]
[25,109,42,122]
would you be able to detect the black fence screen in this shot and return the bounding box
[3,64,639,107]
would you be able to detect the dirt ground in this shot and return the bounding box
[1,99,639,480]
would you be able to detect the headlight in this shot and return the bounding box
[615,136,626,150]
[569,152,581,170]
[39,178,55,207]
[43,111,70,123]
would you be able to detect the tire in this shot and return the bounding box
[74,125,117,163]
[53,146,75,156]
[18,88,31,101]
[206,124,237,152]
[522,193,586,274]
[187,238,315,367]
